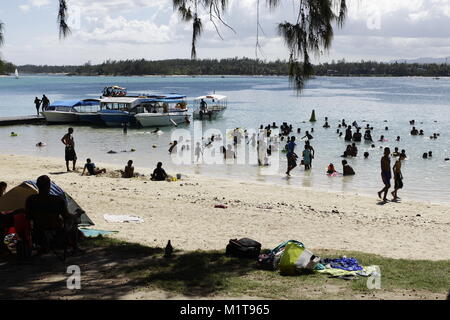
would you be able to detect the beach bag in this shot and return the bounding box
[226,238,261,259]
[257,240,304,270]
[279,242,320,275]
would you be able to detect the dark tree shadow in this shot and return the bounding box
[0,237,257,299]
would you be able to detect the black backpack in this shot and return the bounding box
[226,238,261,258]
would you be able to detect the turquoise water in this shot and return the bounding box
[0,75,449,203]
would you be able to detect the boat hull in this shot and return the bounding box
[135,112,190,127]
[99,111,136,127]
[77,113,103,125]
[41,111,79,123]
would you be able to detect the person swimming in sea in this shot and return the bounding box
[327,163,336,174]
[301,131,313,140]
[342,160,355,176]
[364,130,373,142]
[392,147,400,157]
[344,126,353,142]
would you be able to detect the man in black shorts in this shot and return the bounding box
[61,128,77,172]
[378,147,391,202]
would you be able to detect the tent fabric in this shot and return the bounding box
[0,181,94,227]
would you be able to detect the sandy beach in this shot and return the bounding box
[1,153,449,261]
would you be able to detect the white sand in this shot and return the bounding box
[1,154,449,261]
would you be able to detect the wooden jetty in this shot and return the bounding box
[0,115,45,126]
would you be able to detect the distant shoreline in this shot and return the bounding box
[3,73,450,78]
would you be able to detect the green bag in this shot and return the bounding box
[279,242,320,275]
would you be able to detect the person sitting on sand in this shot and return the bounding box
[342,160,355,176]
[0,181,7,197]
[122,160,135,178]
[428,151,433,158]
[151,162,168,181]
[410,127,419,135]
[391,155,405,201]
[327,163,336,174]
[422,152,428,159]
[82,159,106,176]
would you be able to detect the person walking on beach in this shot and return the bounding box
[391,156,404,201]
[41,95,50,111]
[61,128,77,172]
[285,137,297,175]
[378,147,392,202]
[34,97,42,116]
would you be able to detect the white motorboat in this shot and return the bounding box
[134,96,190,127]
[41,100,80,123]
[193,94,227,120]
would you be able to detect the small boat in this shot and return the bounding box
[193,94,227,120]
[102,86,127,97]
[135,95,190,127]
[15,69,19,79]
[98,97,144,127]
[41,100,81,123]
[74,99,102,125]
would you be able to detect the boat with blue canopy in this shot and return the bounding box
[41,99,100,123]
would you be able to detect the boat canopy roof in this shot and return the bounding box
[133,93,186,100]
[195,94,227,101]
[100,97,143,104]
[50,99,100,108]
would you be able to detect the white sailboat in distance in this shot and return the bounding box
[14,68,19,79]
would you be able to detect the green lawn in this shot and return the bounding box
[84,237,450,300]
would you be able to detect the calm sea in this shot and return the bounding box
[0,75,449,203]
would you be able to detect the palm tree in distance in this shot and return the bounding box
[172,0,347,91]
[2,0,347,92]
[0,20,4,46]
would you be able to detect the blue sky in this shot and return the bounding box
[1,0,450,65]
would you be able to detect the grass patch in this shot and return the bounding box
[82,237,450,299]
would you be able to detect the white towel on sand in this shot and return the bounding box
[104,214,144,223]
